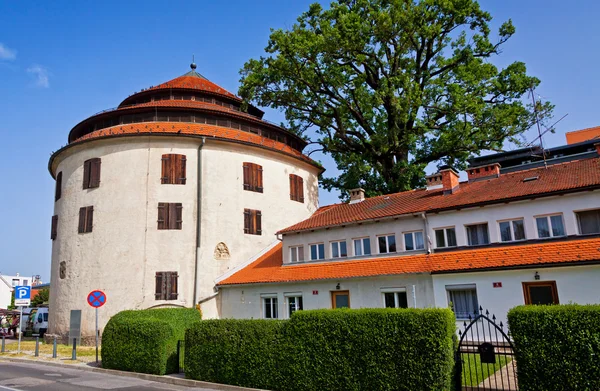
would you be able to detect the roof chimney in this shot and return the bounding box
[440,167,460,194]
[595,142,600,155]
[349,188,365,204]
[425,173,443,191]
[467,163,501,182]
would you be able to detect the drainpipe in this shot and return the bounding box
[193,137,206,306]
[420,212,431,254]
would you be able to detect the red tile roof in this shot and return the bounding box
[148,75,239,100]
[279,157,600,234]
[218,238,600,286]
[71,123,320,168]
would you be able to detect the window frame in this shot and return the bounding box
[161,154,187,185]
[330,240,348,258]
[261,294,278,319]
[284,293,303,318]
[434,227,457,248]
[242,162,263,193]
[154,271,179,301]
[403,230,425,251]
[353,237,371,256]
[157,203,183,230]
[78,206,94,234]
[289,174,304,203]
[51,215,58,240]
[55,172,62,201]
[465,222,490,246]
[498,218,526,242]
[446,284,479,320]
[381,287,408,309]
[309,243,325,260]
[522,281,559,305]
[575,209,600,235]
[377,234,397,254]
[289,245,305,263]
[83,158,101,189]
[243,209,262,235]
[534,213,566,239]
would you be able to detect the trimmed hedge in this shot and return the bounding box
[185,308,455,391]
[508,304,600,391]
[102,308,201,375]
[185,319,284,389]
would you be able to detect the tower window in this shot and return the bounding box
[51,215,58,240]
[161,154,187,185]
[243,163,263,193]
[155,272,178,300]
[78,206,94,234]
[289,174,304,203]
[244,209,262,235]
[157,203,183,230]
[83,158,101,189]
[55,172,62,201]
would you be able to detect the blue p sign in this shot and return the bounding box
[15,286,31,299]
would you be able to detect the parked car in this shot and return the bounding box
[29,307,49,337]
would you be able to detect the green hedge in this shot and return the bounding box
[102,308,201,375]
[185,308,455,391]
[508,304,600,391]
[185,319,284,389]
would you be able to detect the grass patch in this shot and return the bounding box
[460,353,512,386]
[1,340,99,357]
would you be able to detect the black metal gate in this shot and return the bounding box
[455,307,518,391]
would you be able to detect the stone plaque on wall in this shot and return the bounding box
[214,242,230,260]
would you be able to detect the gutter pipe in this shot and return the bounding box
[193,137,206,305]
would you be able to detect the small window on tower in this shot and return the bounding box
[289,174,304,203]
[83,158,101,189]
[161,154,187,185]
[155,271,178,300]
[157,203,183,230]
[244,209,262,235]
[55,172,62,201]
[51,215,58,240]
[78,206,94,234]
[243,163,263,193]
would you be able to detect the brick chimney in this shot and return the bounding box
[440,167,460,194]
[467,163,501,182]
[425,173,443,191]
[349,188,365,204]
[595,143,600,155]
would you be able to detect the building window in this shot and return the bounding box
[466,223,489,246]
[243,162,263,193]
[51,215,58,240]
[499,219,526,242]
[377,234,397,254]
[447,285,479,319]
[289,174,304,203]
[287,295,303,317]
[523,281,559,305]
[383,290,408,308]
[263,296,278,319]
[22,280,28,286]
[243,209,262,235]
[310,243,325,260]
[161,154,186,184]
[331,241,347,258]
[78,206,94,233]
[157,203,183,230]
[155,271,178,300]
[11,279,18,287]
[435,227,456,248]
[353,237,371,256]
[535,214,565,238]
[404,231,424,251]
[55,172,62,201]
[576,209,600,235]
[290,246,304,263]
[83,158,101,189]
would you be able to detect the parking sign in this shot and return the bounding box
[14,286,31,306]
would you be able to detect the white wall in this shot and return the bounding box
[432,264,600,332]
[219,273,434,319]
[0,278,12,310]
[48,135,320,338]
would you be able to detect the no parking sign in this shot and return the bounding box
[87,290,106,363]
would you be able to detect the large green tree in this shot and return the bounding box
[239,0,553,197]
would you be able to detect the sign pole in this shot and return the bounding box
[95,307,98,363]
[17,306,22,354]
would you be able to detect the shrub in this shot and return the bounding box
[102,308,201,375]
[508,304,600,391]
[185,308,455,391]
[185,319,284,389]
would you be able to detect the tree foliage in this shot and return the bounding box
[31,288,49,307]
[239,0,553,197]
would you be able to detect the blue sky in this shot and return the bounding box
[1,0,599,279]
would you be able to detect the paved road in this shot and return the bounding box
[0,361,219,390]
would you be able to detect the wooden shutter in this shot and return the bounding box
[256,165,263,193]
[176,155,186,185]
[83,160,91,189]
[155,272,164,300]
[289,175,296,201]
[157,203,167,229]
[161,154,171,184]
[88,158,101,188]
[168,272,178,300]
[170,203,183,230]
[78,207,86,233]
[55,172,62,201]
[243,163,250,190]
[51,215,58,240]
[85,206,94,233]
[244,209,251,233]
[255,210,262,235]
[297,176,304,203]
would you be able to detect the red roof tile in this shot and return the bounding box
[71,123,320,168]
[279,157,600,234]
[218,238,600,286]
[148,75,239,100]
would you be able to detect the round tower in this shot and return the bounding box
[48,65,321,342]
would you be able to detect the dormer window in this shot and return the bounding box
[290,246,304,263]
[309,243,325,260]
[377,234,396,254]
[535,214,565,238]
[331,241,347,258]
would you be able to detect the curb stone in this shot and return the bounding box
[0,356,265,391]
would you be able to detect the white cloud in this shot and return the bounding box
[0,43,17,60]
[27,65,50,88]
